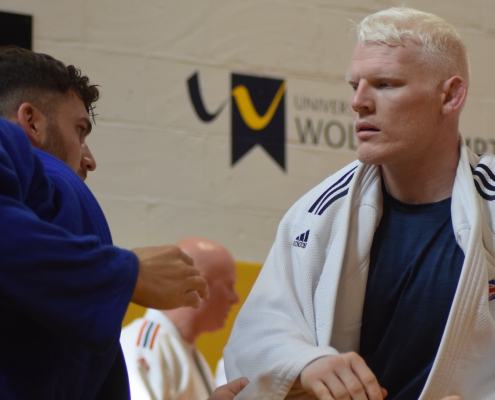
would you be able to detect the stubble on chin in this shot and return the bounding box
[357,152,375,165]
[356,143,381,165]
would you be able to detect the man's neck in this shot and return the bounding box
[162,309,199,345]
[380,138,460,204]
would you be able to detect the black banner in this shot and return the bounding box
[231,73,285,170]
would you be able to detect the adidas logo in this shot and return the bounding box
[293,230,310,248]
[472,163,495,201]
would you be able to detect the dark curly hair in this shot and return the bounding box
[0,46,99,121]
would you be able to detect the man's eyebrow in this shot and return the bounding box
[372,73,402,80]
[79,117,93,134]
[345,73,402,82]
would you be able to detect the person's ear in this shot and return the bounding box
[440,76,467,115]
[16,103,48,148]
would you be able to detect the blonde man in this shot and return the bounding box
[225,8,493,400]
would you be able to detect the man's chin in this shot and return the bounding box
[357,150,381,165]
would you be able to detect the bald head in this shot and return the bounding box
[175,237,236,279]
[163,238,239,343]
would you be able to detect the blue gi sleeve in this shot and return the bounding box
[0,118,139,353]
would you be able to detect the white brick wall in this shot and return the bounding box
[3,0,495,261]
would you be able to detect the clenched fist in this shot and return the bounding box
[131,245,209,309]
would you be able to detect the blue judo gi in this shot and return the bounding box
[0,118,139,399]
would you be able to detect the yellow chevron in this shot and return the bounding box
[232,81,286,131]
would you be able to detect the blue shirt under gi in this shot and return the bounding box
[360,183,464,399]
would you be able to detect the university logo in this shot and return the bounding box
[187,71,286,170]
[293,230,310,248]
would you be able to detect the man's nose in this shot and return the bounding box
[81,144,96,172]
[351,81,375,113]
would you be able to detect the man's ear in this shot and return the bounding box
[440,76,468,116]
[15,103,48,148]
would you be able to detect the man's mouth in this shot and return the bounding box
[78,169,88,181]
[355,121,380,139]
[355,121,380,133]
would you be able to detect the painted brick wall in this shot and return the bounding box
[3,0,495,262]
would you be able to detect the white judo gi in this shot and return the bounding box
[121,309,215,400]
[224,142,495,400]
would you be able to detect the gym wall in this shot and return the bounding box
[3,0,495,372]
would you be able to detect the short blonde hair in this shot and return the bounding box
[356,7,470,86]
